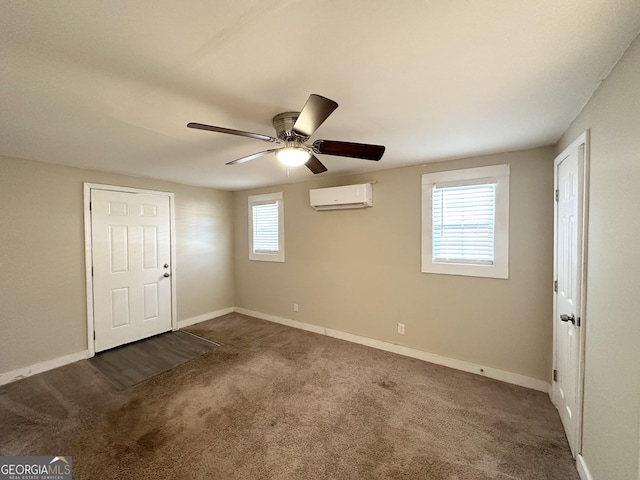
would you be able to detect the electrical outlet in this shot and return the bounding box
[293,303,299,312]
[397,323,405,335]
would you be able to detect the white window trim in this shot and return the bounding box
[421,164,510,279]
[248,191,284,262]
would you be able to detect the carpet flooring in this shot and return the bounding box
[0,313,579,479]
[90,330,218,389]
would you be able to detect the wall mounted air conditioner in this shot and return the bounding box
[309,183,373,211]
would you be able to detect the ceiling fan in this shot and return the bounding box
[187,94,385,174]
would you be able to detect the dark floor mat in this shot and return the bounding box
[89,330,218,389]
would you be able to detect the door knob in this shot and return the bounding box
[163,273,170,278]
[164,264,169,268]
[560,314,575,325]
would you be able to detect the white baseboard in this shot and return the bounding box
[177,307,234,329]
[0,308,233,387]
[577,454,593,480]
[0,350,90,386]
[234,307,550,393]
[235,308,326,335]
[0,307,550,393]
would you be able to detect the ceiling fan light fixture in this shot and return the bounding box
[276,146,311,167]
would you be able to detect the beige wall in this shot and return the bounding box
[557,34,640,480]
[234,147,555,381]
[0,156,234,373]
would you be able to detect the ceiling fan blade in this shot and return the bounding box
[292,94,339,137]
[187,122,281,143]
[226,149,277,165]
[313,139,385,161]
[305,155,328,174]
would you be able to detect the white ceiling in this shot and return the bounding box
[1,1,639,190]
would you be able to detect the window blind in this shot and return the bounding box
[432,182,496,264]
[252,201,280,254]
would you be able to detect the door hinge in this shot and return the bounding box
[553,369,557,382]
[89,201,92,211]
[554,280,558,293]
[555,188,559,201]
[91,266,94,276]
[93,331,96,340]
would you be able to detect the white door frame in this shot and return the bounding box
[83,183,178,357]
[551,130,590,455]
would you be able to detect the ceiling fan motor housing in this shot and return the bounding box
[272,112,308,142]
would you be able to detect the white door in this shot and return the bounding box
[553,139,586,457]
[91,189,173,352]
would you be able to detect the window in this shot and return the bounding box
[421,164,509,278]
[248,192,284,262]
